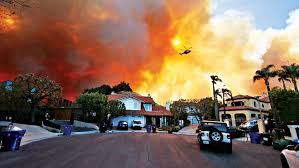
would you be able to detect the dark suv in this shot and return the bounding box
[197,120,232,153]
[117,121,128,130]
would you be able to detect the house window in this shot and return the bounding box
[254,101,257,107]
[262,104,265,108]
[251,113,256,118]
[231,101,244,106]
[143,103,152,111]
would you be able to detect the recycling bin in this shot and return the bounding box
[0,130,26,152]
[62,125,73,135]
[249,132,261,144]
[152,125,156,133]
[146,125,151,133]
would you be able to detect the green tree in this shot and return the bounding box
[277,70,291,90]
[281,63,299,92]
[14,74,62,124]
[112,81,133,93]
[84,84,112,95]
[107,100,126,125]
[270,87,299,123]
[210,75,222,121]
[76,92,108,123]
[188,97,214,122]
[170,99,188,125]
[253,64,277,107]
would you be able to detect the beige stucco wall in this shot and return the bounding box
[219,110,269,127]
[226,98,271,110]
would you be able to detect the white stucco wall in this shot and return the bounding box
[119,98,141,110]
[187,115,200,125]
[111,115,146,127]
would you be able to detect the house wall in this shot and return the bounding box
[119,98,141,110]
[112,115,145,127]
[219,110,269,127]
[226,98,271,110]
[187,115,200,125]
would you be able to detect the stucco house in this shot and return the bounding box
[219,95,271,127]
[108,92,173,128]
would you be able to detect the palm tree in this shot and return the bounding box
[281,63,299,92]
[277,70,291,90]
[210,75,222,121]
[253,64,277,108]
[216,88,233,120]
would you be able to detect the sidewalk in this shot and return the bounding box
[175,125,198,136]
[13,123,59,146]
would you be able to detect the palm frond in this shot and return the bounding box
[253,75,262,82]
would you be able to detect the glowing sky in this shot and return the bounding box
[0,0,299,105]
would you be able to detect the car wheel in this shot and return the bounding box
[209,129,223,142]
[281,154,289,168]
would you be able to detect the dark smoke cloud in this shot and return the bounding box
[0,0,175,100]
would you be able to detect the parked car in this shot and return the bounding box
[238,118,258,132]
[132,120,142,130]
[117,121,128,130]
[197,120,232,153]
[281,144,299,168]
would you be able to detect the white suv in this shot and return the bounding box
[281,144,299,168]
[197,120,232,153]
[132,120,142,130]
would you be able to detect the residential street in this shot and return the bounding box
[0,133,281,168]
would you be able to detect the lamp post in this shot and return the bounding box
[255,96,266,133]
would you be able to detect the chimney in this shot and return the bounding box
[148,93,151,97]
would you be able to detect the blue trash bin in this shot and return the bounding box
[146,125,151,133]
[0,130,26,152]
[62,125,72,136]
[249,132,261,144]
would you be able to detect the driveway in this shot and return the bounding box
[0,133,281,168]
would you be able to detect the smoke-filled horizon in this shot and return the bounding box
[1,0,299,104]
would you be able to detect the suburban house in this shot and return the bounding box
[219,95,271,126]
[108,92,173,128]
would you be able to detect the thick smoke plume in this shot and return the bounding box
[0,0,299,104]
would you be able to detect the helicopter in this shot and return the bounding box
[179,46,192,55]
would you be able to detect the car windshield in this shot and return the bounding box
[202,122,227,132]
[133,121,141,124]
[119,121,127,124]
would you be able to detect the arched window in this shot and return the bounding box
[254,101,257,107]
[232,101,244,106]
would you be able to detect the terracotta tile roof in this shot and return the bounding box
[125,109,173,117]
[219,105,269,112]
[259,97,270,103]
[107,93,155,104]
[226,95,255,101]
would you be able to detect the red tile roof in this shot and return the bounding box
[226,95,255,101]
[259,97,270,103]
[219,105,269,112]
[125,109,173,117]
[108,94,155,104]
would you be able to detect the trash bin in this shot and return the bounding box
[62,125,72,135]
[0,130,26,152]
[152,125,156,133]
[249,132,261,144]
[146,125,151,133]
[261,133,272,146]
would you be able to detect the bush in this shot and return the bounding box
[173,125,181,132]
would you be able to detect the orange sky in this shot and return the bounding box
[0,0,299,104]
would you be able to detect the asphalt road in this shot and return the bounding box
[0,133,281,168]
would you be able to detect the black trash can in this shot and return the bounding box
[146,125,151,133]
[261,133,272,146]
[62,125,72,136]
[0,130,26,152]
[152,125,156,133]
